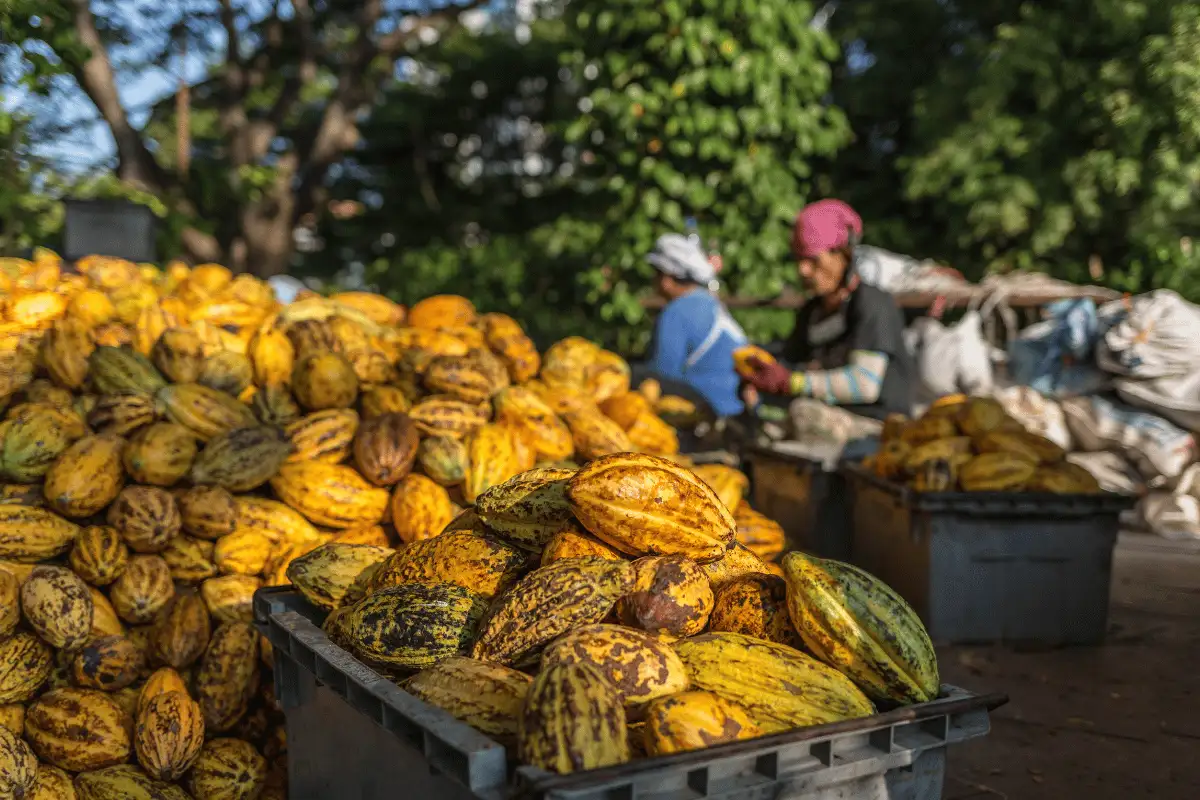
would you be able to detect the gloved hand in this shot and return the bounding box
[745,358,794,395]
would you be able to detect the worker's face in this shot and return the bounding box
[797,248,847,297]
[655,272,685,300]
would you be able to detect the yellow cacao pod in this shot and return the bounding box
[563,407,633,461]
[567,453,736,563]
[692,464,750,513]
[644,691,762,756]
[249,327,296,388]
[0,504,80,562]
[959,452,1037,492]
[109,555,175,624]
[408,396,489,439]
[69,526,130,587]
[25,687,132,772]
[463,423,520,503]
[156,383,257,441]
[475,467,576,551]
[189,425,292,492]
[390,474,455,544]
[134,690,206,781]
[71,635,144,692]
[369,530,526,602]
[150,327,205,384]
[194,622,260,733]
[346,583,489,671]
[107,486,182,554]
[20,565,94,650]
[122,423,198,487]
[178,485,238,540]
[184,738,269,800]
[291,351,359,411]
[285,408,359,463]
[270,461,390,529]
[408,295,477,329]
[518,660,628,775]
[541,623,689,708]
[43,434,126,518]
[286,542,393,610]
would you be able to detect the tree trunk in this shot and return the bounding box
[239,165,299,277]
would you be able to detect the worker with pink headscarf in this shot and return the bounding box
[743,199,914,419]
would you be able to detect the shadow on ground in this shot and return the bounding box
[943,534,1200,799]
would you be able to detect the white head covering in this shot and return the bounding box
[646,234,716,286]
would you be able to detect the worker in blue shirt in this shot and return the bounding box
[645,234,748,418]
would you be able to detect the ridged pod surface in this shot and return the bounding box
[463,424,519,503]
[733,505,786,562]
[212,529,273,576]
[360,385,411,419]
[472,558,635,667]
[43,435,126,519]
[198,351,253,397]
[643,691,761,756]
[134,691,205,781]
[353,412,420,487]
[369,530,526,601]
[518,660,628,775]
[540,527,624,566]
[21,566,94,650]
[698,542,771,588]
[481,313,540,383]
[975,429,1065,465]
[252,384,301,426]
[390,474,455,544]
[782,552,939,705]
[248,328,295,388]
[416,436,467,486]
[107,486,181,554]
[152,327,205,384]
[109,556,175,624]
[0,404,80,482]
[232,495,320,545]
[286,543,393,610]
[285,409,359,464]
[674,632,873,733]
[70,635,144,691]
[88,347,167,395]
[618,556,714,639]
[194,622,260,732]
[708,574,800,648]
[270,461,390,529]
[151,591,212,669]
[405,657,532,744]
[161,534,218,584]
[567,453,735,563]
[625,412,680,456]
[122,423,198,487]
[493,387,574,462]
[691,464,749,514]
[541,624,688,707]
[346,583,489,671]
[179,486,238,540]
[42,319,93,391]
[155,383,256,441]
[407,397,488,439]
[201,576,261,624]
[1027,462,1102,494]
[0,504,80,561]
[423,355,505,405]
[24,687,131,772]
[0,724,37,799]
[291,351,359,411]
[958,452,1036,492]
[408,295,477,329]
[475,467,577,551]
[87,394,157,437]
[184,738,268,800]
[563,409,633,461]
[0,632,53,703]
[0,571,16,637]
[137,669,189,718]
[189,425,292,492]
[73,764,193,800]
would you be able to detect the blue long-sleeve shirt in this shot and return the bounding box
[649,290,746,417]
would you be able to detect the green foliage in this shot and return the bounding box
[828,0,1200,294]
[565,0,849,343]
[0,112,64,254]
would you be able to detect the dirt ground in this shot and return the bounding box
[941,533,1200,799]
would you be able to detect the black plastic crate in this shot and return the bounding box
[842,464,1135,645]
[744,445,854,560]
[256,587,1005,800]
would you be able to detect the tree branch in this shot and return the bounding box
[291,0,489,220]
[67,0,170,191]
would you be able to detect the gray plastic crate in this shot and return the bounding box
[256,587,1005,800]
[842,464,1136,646]
[744,445,854,560]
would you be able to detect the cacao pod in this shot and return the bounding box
[567,453,735,563]
[408,396,489,439]
[475,467,576,551]
[0,571,16,637]
[292,351,359,411]
[121,423,198,487]
[71,635,144,691]
[0,632,53,703]
[493,386,574,462]
[151,590,212,668]
[109,556,175,625]
[248,328,296,388]
[472,558,635,667]
[194,622,260,732]
[178,485,238,540]
[285,409,358,463]
[0,724,37,799]
[87,393,157,437]
[360,385,411,419]
[201,575,262,624]
[959,452,1037,492]
[25,687,132,772]
[346,583,488,671]
[286,542,393,610]
[708,574,800,648]
[213,529,274,577]
[369,530,526,601]
[88,347,166,396]
[699,543,773,589]
[643,691,762,756]
[161,535,217,583]
[782,552,939,705]
[691,464,749,513]
[956,396,1010,438]
[270,461,390,529]
[150,327,205,384]
[540,526,625,566]
[190,425,292,492]
[107,486,181,554]
[43,434,126,518]
[518,660,628,774]
[0,504,80,562]
[184,738,269,800]
[563,407,632,461]
[155,383,256,441]
[353,412,419,487]
[0,404,80,482]
[618,555,714,639]
[134,691,205,781]
[408,295,477,329]
[417,436,468,486]
[73,764,192,800]
[1027,462,1102,494]
[463,423,519,503]
[733,504,786,561]
[406,657,531,745]
[199,350,254,397]
[390,474,455,544]
[251,384,301,426]
[21,565,94,650]
[541,623,689,708]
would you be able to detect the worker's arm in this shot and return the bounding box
[789,350,889,404]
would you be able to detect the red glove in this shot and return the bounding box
[745,358,794,395]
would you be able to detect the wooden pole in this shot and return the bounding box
[176,35,190,178]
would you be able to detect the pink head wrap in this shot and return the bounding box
[792,199,863,259]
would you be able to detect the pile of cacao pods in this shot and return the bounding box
[0,249,939,790]
[869,394,1105,494]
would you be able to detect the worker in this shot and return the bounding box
[743,199,915,419]
[645,233,748,418]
